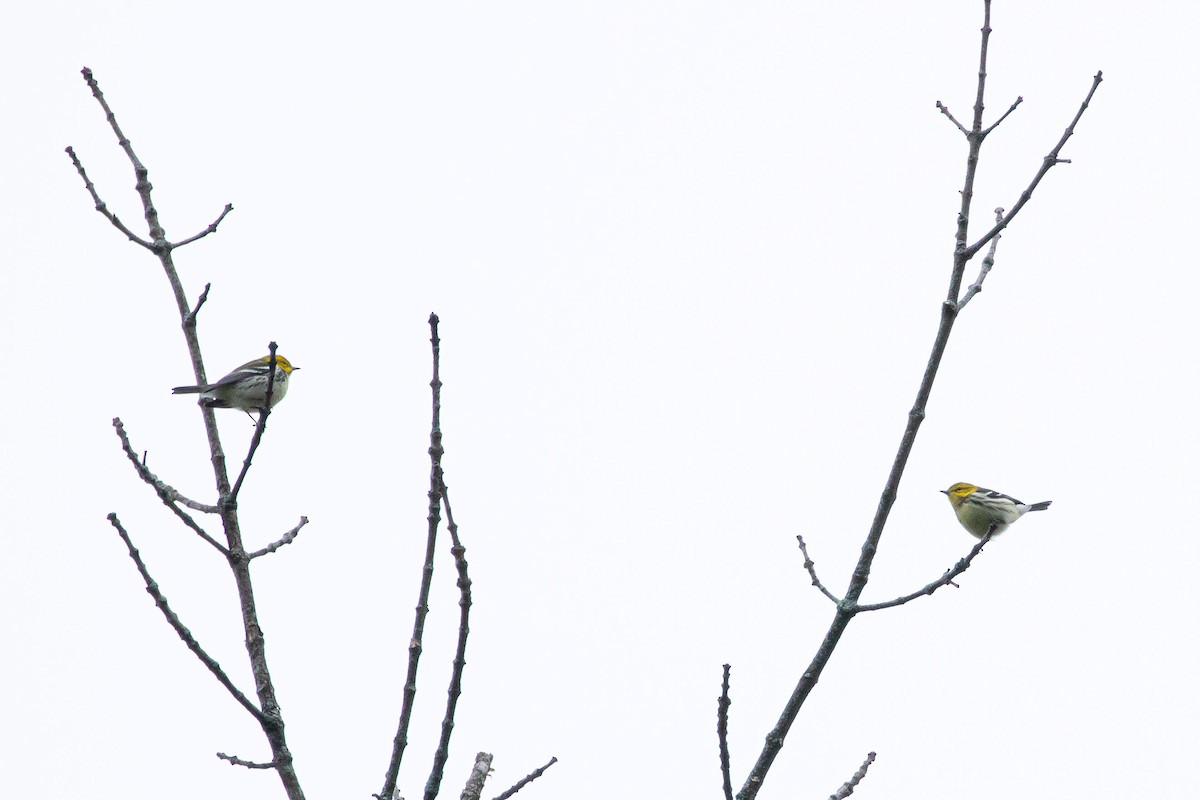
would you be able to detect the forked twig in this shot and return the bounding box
[965,72,1104,259]
[112,418,226,553]
[64,146,154,249]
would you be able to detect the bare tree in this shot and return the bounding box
[717,3,1102,798]
[67,71,553,800]
[67,2,1100,799]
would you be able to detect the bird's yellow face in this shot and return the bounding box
[942,482,979,507]
[259,355,297,374]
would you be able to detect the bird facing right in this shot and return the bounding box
[172,355,299,412]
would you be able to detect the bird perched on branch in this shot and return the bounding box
[942,482,1051,538]
[173,355,299,413]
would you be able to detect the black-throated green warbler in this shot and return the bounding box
[172,355,298,412]
[942,482,1051,538]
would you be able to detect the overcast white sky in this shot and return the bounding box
[2,2,1196,799]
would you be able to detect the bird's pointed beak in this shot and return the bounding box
[939,489,948,495]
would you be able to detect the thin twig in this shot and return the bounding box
[175,203,235,248]
[248,517,310,559]
[63,145,155,249]
[217,752,278,770]
[229,343,279,505]
[491,757,558,800]
[425,330,473,800]
[935,101,969,135]
[829,752,877,800]
[965,71,1104,259]
[982,96,1023,136]
[957,207,1005,310]
[378,313,445,800]
[855,529,996,612]
[718,665,734,800]
[186,283,212,325]
[112,418,226,553]
[106,513,266,724]
[796,535,840,604]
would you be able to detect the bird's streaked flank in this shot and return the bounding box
[173,355,299,412]
[942,482,1051,538]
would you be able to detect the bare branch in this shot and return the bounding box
[957,207,1005,310]
[718,665,734,800]
[735,6,1099,796]
[63,146,155,249]
[186,283,212,325]
[935,101,969,135]
[459,752,494,800]
[796,535,841,604]
[855,528,996,613]
[966,71,1104,258]
[175,203,235,248]
[229,343,280,505]
[78,67,169,249]
[80,69,304,800]
[969,0,994,133]
[426,317,475,800]
[378,314,446,800]
[105,513,266,724]
[248,517,310,560]
[217,752,278,770]
[829,752,877,800]
[982,96,1023,136]
[112,418,226,554]
[113,418,218,514]
[491,757,558,800]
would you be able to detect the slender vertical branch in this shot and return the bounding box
[229,344,279,503]
[718,665,734,800]
[424,329,473,800]
[379,313,445,800]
